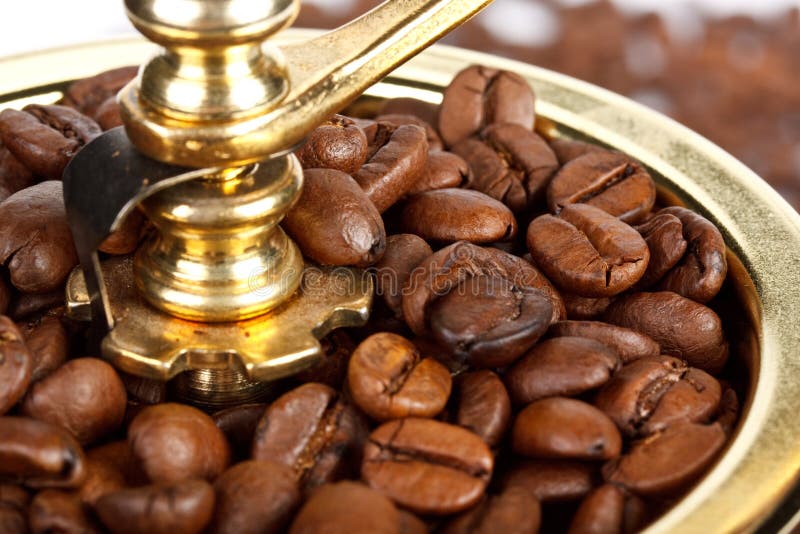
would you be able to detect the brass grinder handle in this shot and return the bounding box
[120,0,493,168]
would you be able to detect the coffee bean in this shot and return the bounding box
[212,403,267,462]
[252,383,367,490]
[29,489,101,534]
[716,386,740,436]
[567,483,628,534]
[347,333,451,421]
[289,481,400,534]
[98,209,145,255]
[443,486,542,534]
[633,212,687,290]
[210,460,300,534]
[488,248,566,322]
[548,138,606,165]
[512,397,622,460]
[80,441,141,506]
[0,143,35,203]
[502,460,595,502]
[374,234,432,317]
[380,97,439,127]
[562,293,612,320]
[128,403,230,484]
[95,479,214,534]
[294,330,355,389]
[94,95,124,130]
[547,151,656,223]
[401,188,517,244]
[547,320,660,364]
[454,370,511,448]
[0,317,31,415]
[6,291,65,321]
[398,510,429,534]
[375,113,443,151]
[0,416,86,488]
[284,167,385,266]
[0,503,25,534]
[506,337,620,405]
[603,422,726,496]
[362,418,493,515]
[527,203,650,297]
[18,315,68,382]
[296,114,369,174]
[603,291,729,373]
[406,150,469,195]
[119,372,167,405]
[439,65,535,147]
[62,66,138,117]
[0,279,8,316]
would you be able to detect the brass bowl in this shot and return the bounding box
[2,31,800,533]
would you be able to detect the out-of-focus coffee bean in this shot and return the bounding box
[289,481,400,534]
[443,486,541,534]
[567,483,626,534]
[61,66,138,117]
[283,168,386,267]
[99,209,145,255]
[294,330,354,389]
[547,320,660,364]
[0,144,35,203]
[527,203,649,297]
[603,422,726,497]
[18,315,67,382]
[506,337,620,405]
[94,479,214,534]
[0,416,86,488]
[454,370,511,448]
[212,403,267,462]
[401,188,517,244]
[252,383,367,491]
[548,138,606,165]
[128,403,230,484]
[562,293,612,320]
[375,113,443,151]
[547,151,656,223]
[362,418,493,515]
[716,387,740,436]
[0,181,78,293]
[0,316,31,415]
[502,460,595,502]
[380,97,438,126]
[398,510,429,534]
[22,358,127,445]
[439,65,535,147]
[93,95,124,130]
[406,150,469,195]
[29,489,101,534]
[0,279,8,316]
[210,460,300,534]
[296,115,369,174]
[633,212,687,290]
[512,397,622,460]
[79,441,142,506]
[0,484,29,534]
[374,234,432,317]
[603,291,729,373]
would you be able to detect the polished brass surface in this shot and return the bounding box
[3,34,800,532]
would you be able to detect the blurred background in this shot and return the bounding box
[1,0,798,210]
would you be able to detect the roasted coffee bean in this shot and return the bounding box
[603,422,726,496]
[128,403,230,484]
[289,481,400,534]
[375,113,443,151]
[603,291,729,373]
[0,503,25,534]
[94,95,124,130]
[502,460,594,502]
[716,387,740,436]
[0,279,8,316]
[353,124,428,213]
[0,484,30,510]
[656,207,728,302]
[362,418,493,515]
[506,336,620,405]
[401,188,517,244]
[212,403,267,461]
[453,123,558,212]
[0,181,78,293]
[0,144,35,202]
[398,510,428,534]
[7,291,65,321]
[119,372,167,405]
[633,212,687,290]
[443,486,541,534]
[548,138,606,165]
[512,397,622,460]
[95,479,214,534]
[294,330,354,389]
[62,66,138,117]
[439,65,535,147]
[375,234,433,317]
[595,355,721,437]
[547,151,656,223]
[0,317,31,415]
[454,370,511,448]
[210,460,299,534]
[380,97,439,127]
[18,315,68,382]
[568,484,628,534]
[0,105,101,180]
[29,489,101,534]
[296,114,369,174]
[527,203,650,297]
[22,358,127,445]
[252,383,367,490]
[562,293,612,320]
[406,150,469,195]
[548,320,660,364]
[348,333,451,421]
[99,209,145,255]
[0,416,86,488]
[283,168,386,267]
[79,441,142,506]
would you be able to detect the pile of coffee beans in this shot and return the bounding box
[0,63,741,533]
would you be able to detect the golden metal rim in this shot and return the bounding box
[1,32,799,533]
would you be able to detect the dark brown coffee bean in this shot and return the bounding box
[603,422,726,496]
[548,138,606,165]
[0,317,31,415]
[296,114,369,174]
[252,383,367,490]
[502,460,594,502]
[95,479,214,534]
[362,418,493,515]
[488,248,566,323]
[602,291,729,373]
[210,460,300,534]
[454,370,511,448]
[400,188,517,244]
[0,144,35,203]
[562,293,612,320]
[29,489,101,534]
[0,105,101,180]
[347,333,451,421]
[284,168,385,267]
[374,234,433,317]
[62,66,138,117]
[375,113,443,151]
[453,123,558,212]
[0,416,86,488]
[406,150,469,195]
[18,315,67,382]
[211,403,267,462]
[294,330,354,389]
[716,387,740,436]
[98,209,145,255]
[512,397,622,460]
[527,204,649,297]
[22,358,127,445]
[0,279,8,316]
[633,212,687,290]
[93,95,124,130]
[0,503,25,534]
[289,481,400,534]
[443,486,541,534]
[0,484,30,509]
[118,372,166,405]
[547,151,656,223]
[656,207,728,303]
[439,65,535,147]
[548,320,660,364]
[128,403,230,484]
[7,291,65,321]
[506,336,620,405]
[567,483,626,534]
[79,441,141,506]
[353,124,428,213]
